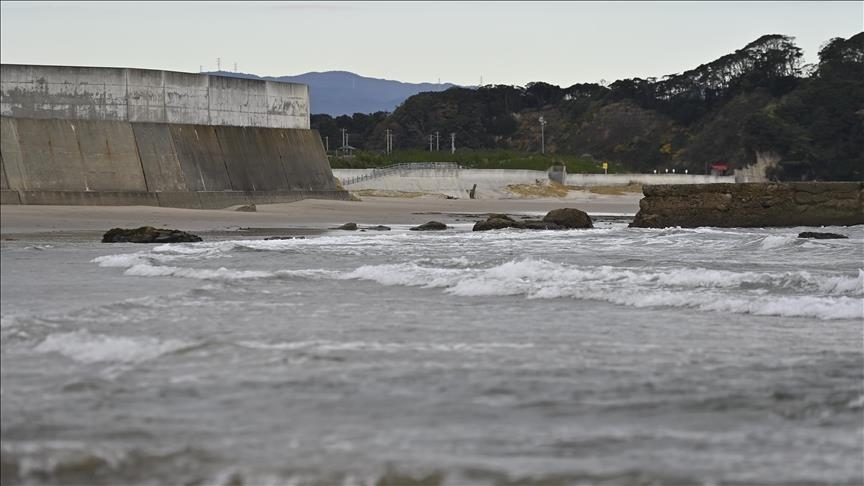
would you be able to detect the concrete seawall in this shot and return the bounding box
[1,64,347,207]
[630,182,864,228]
[1,117,347,208]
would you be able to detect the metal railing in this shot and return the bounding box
[340,162,463,186]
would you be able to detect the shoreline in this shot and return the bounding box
[0,194,642,240]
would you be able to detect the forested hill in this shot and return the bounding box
[312,33,863,181]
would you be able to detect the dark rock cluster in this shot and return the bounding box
[410,221,448,231]
[798,232,848,239]
[102,226,202,243]
[473,208,593,231]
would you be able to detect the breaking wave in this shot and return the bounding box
[34,330,194,364]
[340,259,863,320]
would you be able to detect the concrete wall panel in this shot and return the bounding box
[132,123,187,191]
[168,124,233,191]
[208,76,267,128]
[0,117,25,190]
[1,190,21,204]
[0,151,8,190]
[18,190,158,206]
[2,65,127,121]
[265,81,310,128]
[279,129,337,191]
[163,71,210,125]
[13,118,88,191]
[125,68,167,123]
[2,64,308,129]
[217,126,287,191]
[73,120,148,191]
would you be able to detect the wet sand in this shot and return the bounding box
[0,194,641,238]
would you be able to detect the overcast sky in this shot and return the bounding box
[1,1,861,87]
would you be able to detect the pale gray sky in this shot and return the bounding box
[1,1,861,87]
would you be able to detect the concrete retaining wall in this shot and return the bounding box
[631,182,864,228]
[0,116,346,207]
[332,168,735,199]
[1,64,310,129]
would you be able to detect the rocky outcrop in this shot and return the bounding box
[102,226,202,243]
[630,182,864,228]
[473,209,593,231]
[410,221,448,231]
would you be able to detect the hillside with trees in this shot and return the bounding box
[313,33,863,180]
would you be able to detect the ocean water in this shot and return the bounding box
[1,220,863,485]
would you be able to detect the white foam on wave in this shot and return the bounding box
[760,235,798,250]
[701,295,863,321]
[124,263,273,280]
[34,330,191,364]
[92,252,150,268]
[341,263,462,288]
[341,259,864,320]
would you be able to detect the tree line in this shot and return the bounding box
[313,33,863,181]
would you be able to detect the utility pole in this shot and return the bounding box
[385,129,393,154]
[429,134,433,152]
[233,62,237,72]
[436,131,440,151]
[324,136,329,153]
[539,116,547,154]
[217,57,221,71]
[340,128,348,154]
[450,133,456,154]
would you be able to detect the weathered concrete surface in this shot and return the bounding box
[132,123,187,191]
[1,190,21,204]
[630,183,864,228]
[0,116,346,208]
[1,64,310,129]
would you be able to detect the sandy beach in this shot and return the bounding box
[0,193,642,238]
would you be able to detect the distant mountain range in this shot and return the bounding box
[205,70,457,116]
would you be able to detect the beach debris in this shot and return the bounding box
[797,231,848,239]
[473,208,593,231]
[410,221,448,231]
[102,226,202,243]
[335,223,358,231]
[235,204,257,212]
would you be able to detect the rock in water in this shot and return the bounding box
[336,223,358,230]
[410,221,448,231]
[542,208,593,228]
[798,231,848,239]
[102,227,202,243]
[473,209,591,231]
[473,217,521,231]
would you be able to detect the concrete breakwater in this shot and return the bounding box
[1,64,346,208]
[630,182,864,228]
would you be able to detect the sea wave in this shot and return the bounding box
[339,259,863,320]
[235,339,534,353]
[34,330,193,364]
